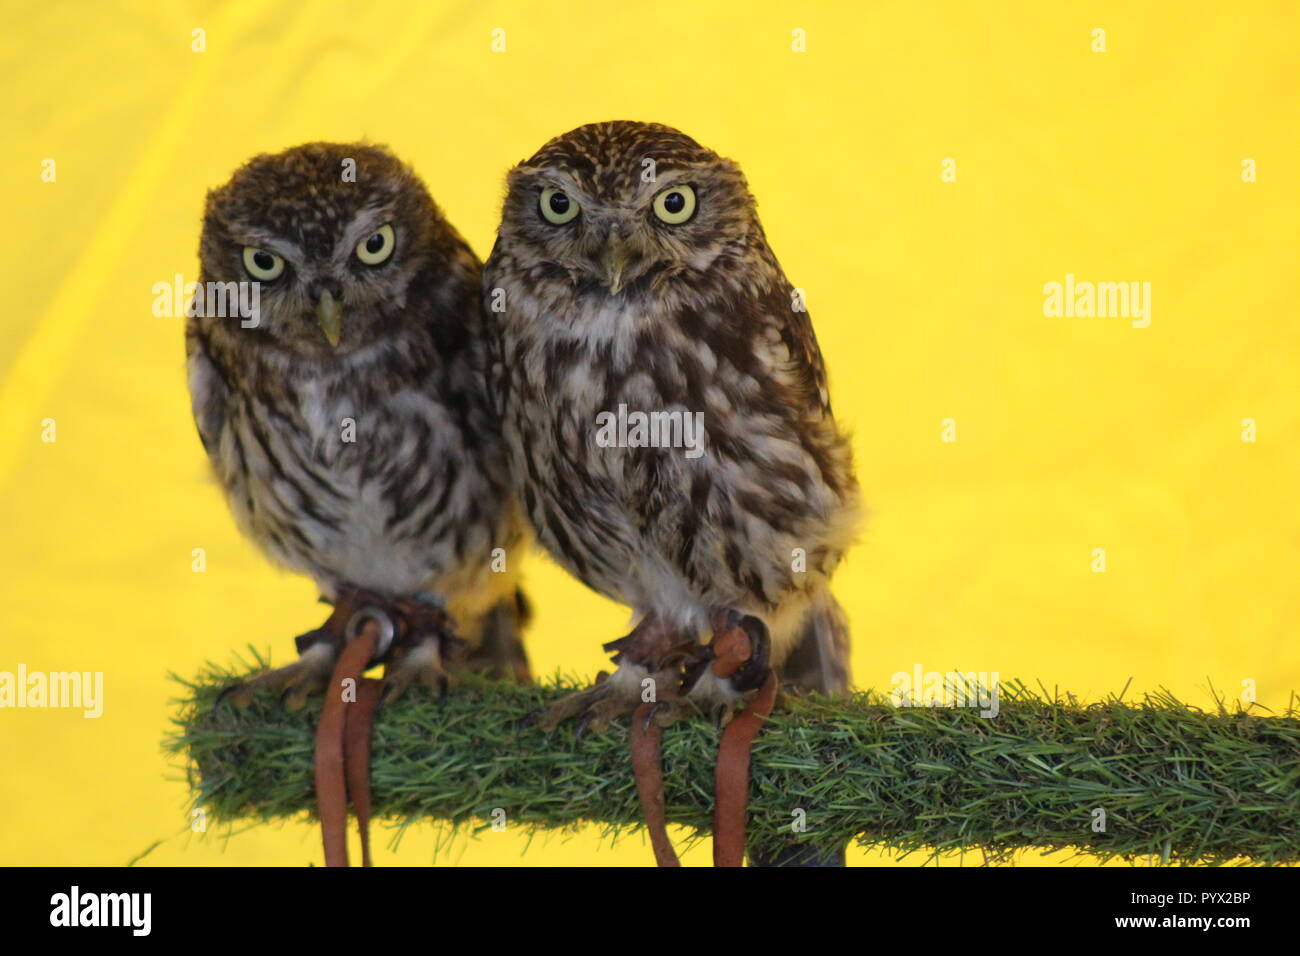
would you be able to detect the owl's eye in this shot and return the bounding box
[652,185,696,224]
[242,247,285,281]
[356,224,395,265]
[539,187,580,225]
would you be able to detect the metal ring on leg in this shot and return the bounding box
[344,606,396,664]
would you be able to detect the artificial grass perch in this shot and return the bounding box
[166,661,1300,865]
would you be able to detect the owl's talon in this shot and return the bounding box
[639,698,685,730]
[215,643,338,710]
[541,669,675,734]
[292,626,335,657]
[380,632,450,703]
[644,699,683,731]
[711,702,733,730]
[215,683,245,709]
[542,616,692,733]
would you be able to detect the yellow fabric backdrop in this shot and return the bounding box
[1,0,1295,866]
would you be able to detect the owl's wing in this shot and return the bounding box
[185,327,231,456]
[755,280,834,420]
[480,241,509,421]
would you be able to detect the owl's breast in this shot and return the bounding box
[209,368,507,598]
[494,285,858,614]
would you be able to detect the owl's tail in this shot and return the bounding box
[777,590,852,696]
[751,591,852,867]
[458,588,532,683]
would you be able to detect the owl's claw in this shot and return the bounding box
[540,679,624,733]
[643,699,684,732]
[542,615,695,734]
[517,709,542,734]
[711,701,734,730]
[277,683,316,713]
[214,683,240,709]
[380,633,451,704]
[540,664,684,735]
[213,588,468,715]
[216,641,338,709]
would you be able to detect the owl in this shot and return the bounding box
[482,122,859,732]
[189,142,529,706]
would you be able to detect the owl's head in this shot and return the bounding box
[198,142,472,357]
[496,122,757,296]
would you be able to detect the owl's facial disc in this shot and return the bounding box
[301,222,394,348]
[506,123,759,307]
[600,185,697,293]
[201,143,463,362]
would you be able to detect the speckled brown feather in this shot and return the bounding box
[483,122,858,689]
[188,142,527,670]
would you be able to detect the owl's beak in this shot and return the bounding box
[602,241,629,295]
[314,290,343,348]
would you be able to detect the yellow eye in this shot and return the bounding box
[356,223,395,265]
[242,247,285,280]
[539,187,580,225]
[652,185,696,224]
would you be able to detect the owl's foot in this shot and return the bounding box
[381,628,464,703]
[683,610,772,727]
[216,587,429,711]
[538,614,695,734]
[217,639,340,711]
[456,590,532,683]
[540,661,687,735]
